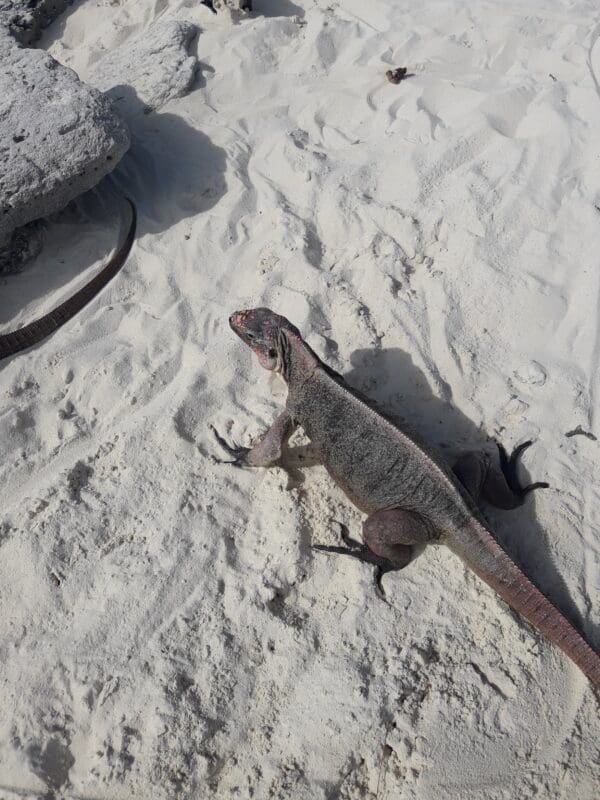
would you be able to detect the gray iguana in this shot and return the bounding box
[213,307,600,691]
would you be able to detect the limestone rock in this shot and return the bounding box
[0,0,71,46]
[0,218,45,275]
[88,19,199,117]
[0,29,130,254]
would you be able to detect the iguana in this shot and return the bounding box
[213,307,600,690]
[0,198,136,360]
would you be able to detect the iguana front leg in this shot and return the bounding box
[212,410,296,467]
[453,440,549,510]
[314,508,435,594]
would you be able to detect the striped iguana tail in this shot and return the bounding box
[452,518,600,689]
[0,198,136,360]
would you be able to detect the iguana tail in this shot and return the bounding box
[450,519,600,690]
[0,198,136,360]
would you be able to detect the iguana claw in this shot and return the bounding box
[336,522,363,550]
[210,425,252,467]
[312,543,395,598]
[496,440,550,497]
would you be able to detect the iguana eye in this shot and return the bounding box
[246,332,254,339]
[268,349,277,358]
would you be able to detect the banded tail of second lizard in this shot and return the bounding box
[0,198,136,361]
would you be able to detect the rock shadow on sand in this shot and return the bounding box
[34,0,88,50]
[253,0,305,18]
[103,84,228,236]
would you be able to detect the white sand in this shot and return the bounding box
[1,0,599,797]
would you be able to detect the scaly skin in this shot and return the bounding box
[215,308,600,691]
[0,198,136,360]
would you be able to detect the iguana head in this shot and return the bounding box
[229,308,302,373]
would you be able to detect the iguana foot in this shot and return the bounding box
[497,440,550,498]
[210,425,252,467]
[211,411,296,468]
[312,542,398,597]
[454,440,549,509]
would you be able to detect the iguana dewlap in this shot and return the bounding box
[214,307,600,691]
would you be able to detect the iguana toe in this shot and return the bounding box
[210,425,252,466]
[496,440,550,497]
[333,521,363,550]
[311,543,396,570]
[312,544,396,601]
[374,565,395,599]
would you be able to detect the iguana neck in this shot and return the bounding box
[280,330,320,386]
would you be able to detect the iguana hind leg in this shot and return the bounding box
[363,508,434,561]
[314,508,433,595]
[212,410,296,467]
[453,440,549,510]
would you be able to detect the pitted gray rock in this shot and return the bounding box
[0,218,44,275]
[0,9,202,270]
[0,0,70,46]
[88,19,199,118]
[0,28,130,256]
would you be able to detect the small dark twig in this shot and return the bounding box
[386,67,412,84]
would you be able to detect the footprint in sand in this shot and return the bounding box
[513,361,547,387]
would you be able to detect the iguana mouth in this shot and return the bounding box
[228,311,243,330]
[229,309,253,334]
